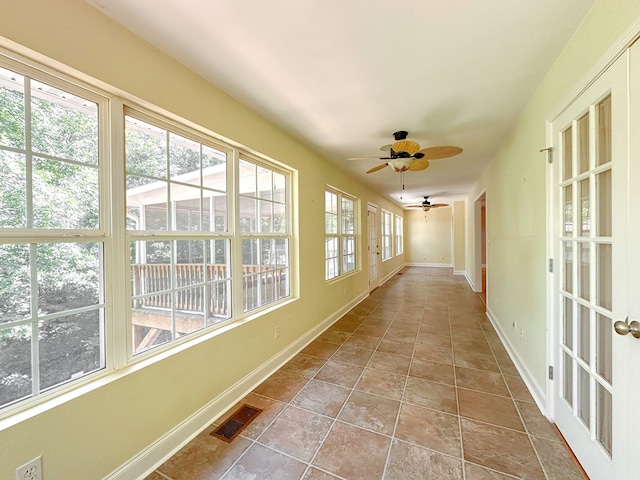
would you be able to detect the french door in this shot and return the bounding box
[551,42,640,479]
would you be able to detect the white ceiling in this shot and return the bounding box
[87,0,594,207]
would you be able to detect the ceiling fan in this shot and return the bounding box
[406,196,450,211]
[348,130,462,174]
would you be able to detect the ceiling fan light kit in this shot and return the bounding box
[350,130,462,176]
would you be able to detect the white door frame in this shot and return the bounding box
[473,190,486,293]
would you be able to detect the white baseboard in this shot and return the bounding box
[453,269,475,290]
[404,262,452,268]
[379,264,406,286]
[105,290,369,480]
[485,306,546,413]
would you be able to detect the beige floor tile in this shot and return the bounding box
[253,370,310,403]
[403,376,458,414]
[455,367,510,397]
[221,443,307,480]
[409,357,455,385]
[338,390,400,435]
[331,344,374,366]
[291,379,351,418]
[313,422,391,480]
[461,418,545,480]
[158,429,251,480]
[531,435,588,480]
[355,367,406,400]
[281,353,328,378]
[394,402,462,457]
[368,350,412,375]
[464,462,521,479]
[458,389,524,431]
[314,360,364,388]
[384,439,464,480]
[258,405,333,462]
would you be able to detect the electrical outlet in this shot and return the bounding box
[274,325,280,339]
[16,456,41,480]
[520,328,525,341]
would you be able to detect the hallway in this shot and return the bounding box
[145,267,587,479]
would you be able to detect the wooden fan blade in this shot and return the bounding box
[348,157,392,161]
[419,146,463,160]
[366,163,389,174]
[431,203,449,208]
[409,158,430,171]
[405,205,422,208]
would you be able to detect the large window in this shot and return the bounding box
[0,55,294,414]
[395,215,404,255]
[325,187,357,280]
[125,112,233,354]
[381,209,393,260]
[239,157,290,312]
[0,65,107,409]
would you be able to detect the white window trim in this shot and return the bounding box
[381,209,393,261]
[324,185,359,281]
[395,214,404,256]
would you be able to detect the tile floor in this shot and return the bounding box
[145,267,588,480]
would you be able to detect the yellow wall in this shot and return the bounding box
[0,1,405,478]
[405,207,452,265]
[465,0,640,393]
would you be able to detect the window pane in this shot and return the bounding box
[273,172,286,203]
[577,113,589,174]
[597,383,612,456]
[597,243,612,311]
[206,239,231,323]
[577,366,590,427]
[597,170,611,237]
[203,191,227,232]
[563,184,573,235]
[563,242,573,293]
[579,179,590,236]
[259,199,273,233]
[239,196,257,233]
[562,126,573,181]
[563,351,573,406]
[596,313,612,384]
[596,95,611,167]
[175,240,204,287]
[577,242,589,301]
[125,116,167,179]
[174,287,205,331]
[257,166,272,200]
[37,242,101,315]
[39,310,103,390]
[33,159,99,230]
[0,66,25,150]
[0,152,26,227]
[239,160,256,197]
[0,324,32,407]
[169,132,200,181]
[31,80,98,165]
[563,296,573,349]
[0,243,31,324]
[577,305,590,363]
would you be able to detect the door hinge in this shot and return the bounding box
[548,366,554,380]
[548,258,553,273]
[540,146,553,163]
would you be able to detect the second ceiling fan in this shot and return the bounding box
[349,130,463,174]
